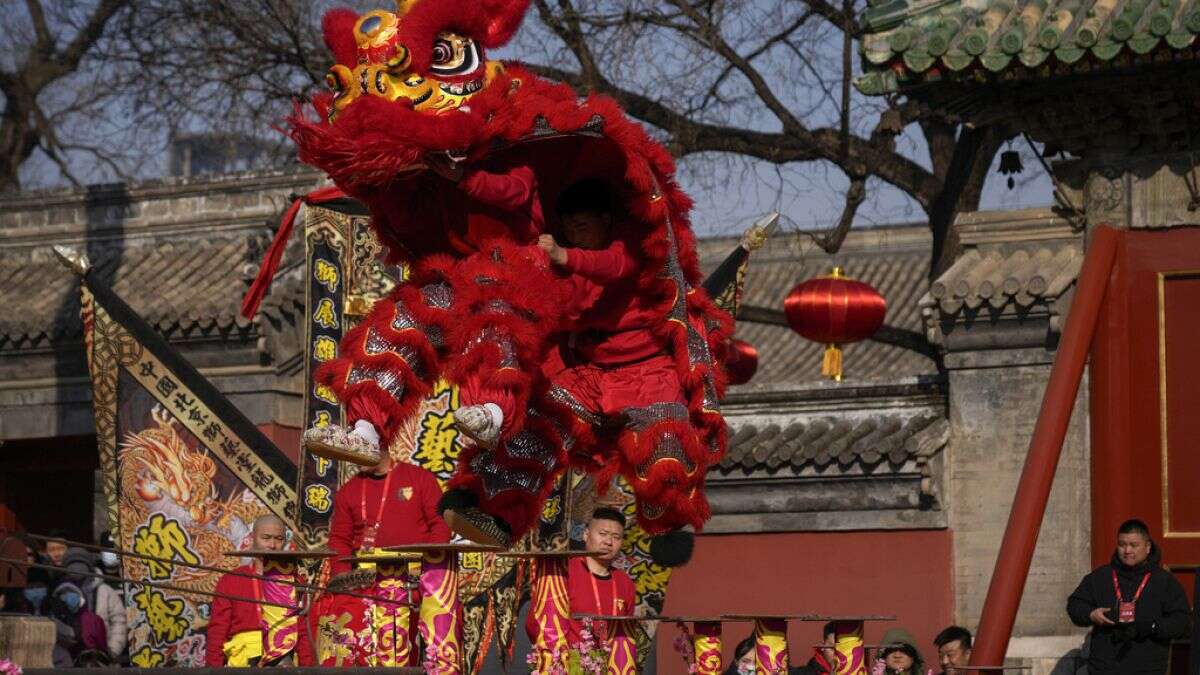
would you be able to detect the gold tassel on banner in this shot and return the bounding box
[822,344,843,381]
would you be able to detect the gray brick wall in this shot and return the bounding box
[947,354,1091,637]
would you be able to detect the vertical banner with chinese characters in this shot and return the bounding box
[79,261,299,667]
[297,202,407,547]
[298,204,352,548]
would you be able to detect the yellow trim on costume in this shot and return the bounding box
[223,630,263,667]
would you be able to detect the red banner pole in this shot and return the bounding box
[969,225,1120,669]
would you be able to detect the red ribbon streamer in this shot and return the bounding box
[240,186,349,319]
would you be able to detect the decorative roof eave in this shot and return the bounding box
[715,412,949,474]
[855,0,1200,96]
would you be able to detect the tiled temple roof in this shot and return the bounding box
[718,411,949,472]
[920,240,1082,315]
[856,0,1200,96]
[0,235,304,351]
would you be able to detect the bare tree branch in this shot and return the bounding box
[800,0,862,35]
[663,0,803,134]
[23,0,54,55]
[804,175,865,254]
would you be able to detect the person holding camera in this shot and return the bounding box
[1067,519,1189,674]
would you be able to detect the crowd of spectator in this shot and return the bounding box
[0,517,1192,673]
[1,531,127,668]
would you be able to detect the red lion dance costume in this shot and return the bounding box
[291,0,730,564]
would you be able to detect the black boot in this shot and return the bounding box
[649,528,695,567]
[439,489,512,548]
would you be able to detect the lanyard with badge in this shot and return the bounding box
[359,471,394,551]
[589,569,615,641]
[1112,569,1151,623]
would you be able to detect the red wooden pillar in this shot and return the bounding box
[968,226,1120,669]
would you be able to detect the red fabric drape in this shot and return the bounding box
[241,186,348,320]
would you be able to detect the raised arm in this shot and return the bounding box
[562,240,636,285]
[460,165,536,212]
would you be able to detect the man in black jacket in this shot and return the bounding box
[1067,519,1190,674]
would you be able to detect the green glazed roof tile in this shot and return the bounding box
[943,49,977,68]
[1129,32,1163,50]
[855,0,1200,94]
[1019,45,1053,64]
[1053,44,1088,60]
[1166,29,1196,47]
[1092,39,1123,58]
[904,48,937,70]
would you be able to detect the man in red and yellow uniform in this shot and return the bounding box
[205,515,314,667]
[327,453,451,572]
[526,507,637,649]
[317,453,451,666]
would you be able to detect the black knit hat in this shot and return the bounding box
[26,566,51,586]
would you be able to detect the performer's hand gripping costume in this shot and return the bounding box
[291,0,732,563]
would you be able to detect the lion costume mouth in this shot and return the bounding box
[438,78,484,96]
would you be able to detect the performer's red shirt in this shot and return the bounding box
[525,556,637,648]
[378,164,545,259]
[204,565,315,667]
[328,463,451,574]
[453,165,545,251]
[557,240,662,366]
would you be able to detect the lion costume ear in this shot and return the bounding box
[477,0,532,47]
[322,8,361,66]
[392,0,530,73]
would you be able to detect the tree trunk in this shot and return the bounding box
[926,125,1007,279]
[0,95,39,193]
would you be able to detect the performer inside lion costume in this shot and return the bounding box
[290,0,731,565]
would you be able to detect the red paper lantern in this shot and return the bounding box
[783,266,886,381]
[724,338,758,385]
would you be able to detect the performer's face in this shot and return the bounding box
[252,521,287,551]
[583,517,624,564]
[562,211,611,250]
[821,632,837,668]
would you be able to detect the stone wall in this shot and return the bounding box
[0,169,322,439]
[928,208,1093,638]
[946,349,1092,637]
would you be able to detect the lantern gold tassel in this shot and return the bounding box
[822,344,843,381]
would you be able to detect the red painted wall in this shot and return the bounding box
[257,423,302,466]
[655,530,954,673]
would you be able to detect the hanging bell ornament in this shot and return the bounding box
[998,149,1024,189]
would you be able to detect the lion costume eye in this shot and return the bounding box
[429,32,480,77]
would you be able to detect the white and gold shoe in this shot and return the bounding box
[303,424,381,466]
[455,404,502,449]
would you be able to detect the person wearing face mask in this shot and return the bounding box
[14,567,76,667]
[15,567,53,615]
[52,578,109,665]
[64,545,126,661]
[97,531,122,580]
